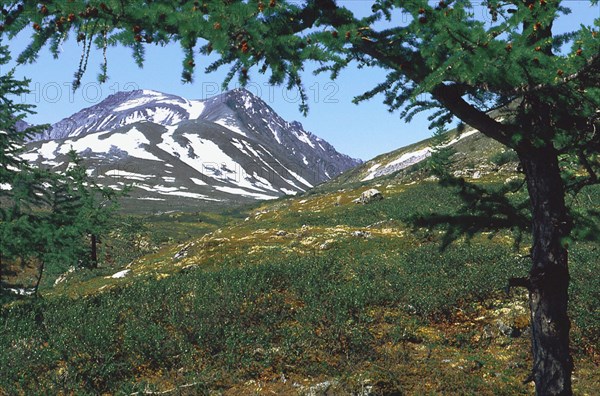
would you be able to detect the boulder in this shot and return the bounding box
[353,188,384,204]
[174,242,193,260]
[334,195,342,206]
[351,230,371,238]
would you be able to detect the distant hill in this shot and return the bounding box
[319,123,516,193]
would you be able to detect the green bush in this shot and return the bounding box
[0,238,533,393]
[490,150,519,166]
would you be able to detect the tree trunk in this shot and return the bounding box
[33,259,45,297]
[90,234,98,268]
[519,145,573,396]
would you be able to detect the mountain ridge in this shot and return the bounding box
[24,88,361,212]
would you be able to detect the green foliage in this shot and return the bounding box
[0,41,45,173]
[0,233,596,393]
[57,149,127,268]
[427,126,457,179]
[108,216,151,266]
[490,149,519,167]
[0,240,523,393]
[0,40,53,293]
[569,243,600,349]
[0,38,46,214]
[0,60,126,289]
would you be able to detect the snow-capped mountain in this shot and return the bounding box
[24,89,361,212]
[37,89,206,141]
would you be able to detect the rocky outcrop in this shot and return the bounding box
[353,188,384,204]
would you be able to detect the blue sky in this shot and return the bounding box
[4,1,599,160]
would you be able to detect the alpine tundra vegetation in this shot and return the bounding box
[1,1,599,395]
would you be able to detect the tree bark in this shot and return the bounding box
[519,144,573,396]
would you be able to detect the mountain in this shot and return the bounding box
[24,89,361,212]
[15,119,30,132]
[36,90,206,141]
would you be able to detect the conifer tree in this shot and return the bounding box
[2,1,599,394]
[0,39,122,292]
[0,41,83,292]
[61,149,124,268]
[0,40,46,215]
[0,39,48,293]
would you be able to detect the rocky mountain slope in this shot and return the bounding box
[24,89,361,212]
[321,124,517,192]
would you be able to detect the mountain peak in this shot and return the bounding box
[140,89,167,96]
[36,89,204,141]
[204,87,264,108]
[94,88,169,105]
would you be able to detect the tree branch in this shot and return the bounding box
[350,24,515,148]
[501,52,600,97]
[508,276,532,291]
[431,84,515,147]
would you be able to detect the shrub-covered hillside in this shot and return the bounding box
[1,160,599,394]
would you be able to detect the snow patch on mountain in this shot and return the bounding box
[190,177,207,186]
[248,172,279,192]
[105,170,154,181]
[114,95,166,112]
[58,128,161,162]
[294,130,315,149]
[214,117,246,136]
[184,100,206,120]
[42,160,63,167]
[183,134,237,170]
[20,152,39,162]
[281,188,298,196]
[39,141,59,159]
[362,130,479,181]
[231,138,262,159]
[214,186,278,200]
[136,183,219,201]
